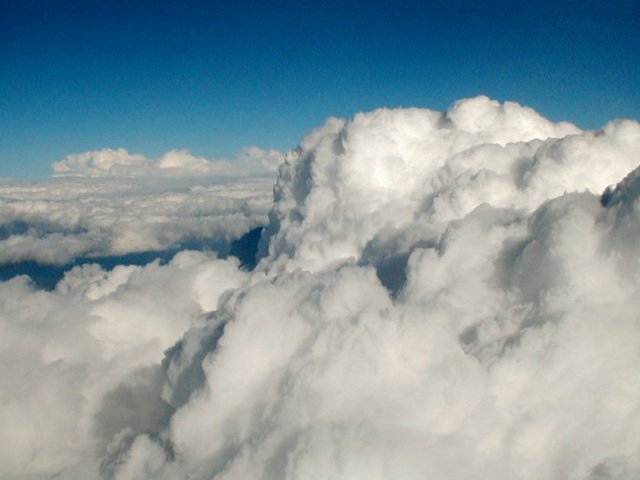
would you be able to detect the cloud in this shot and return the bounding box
[260,97,638,273]
[52,147,283,178]
[1,96,640,479]
[51,148,150,177]
[0,252,249,478]
[0,149,281,265]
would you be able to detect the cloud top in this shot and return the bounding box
[262,97,638,272]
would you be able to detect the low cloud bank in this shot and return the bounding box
[0,147,282,266]
[2,96,640,479]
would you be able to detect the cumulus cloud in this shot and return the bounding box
[51,148,151,176]
[0,252,249,478]
[52,146,283,178]
[1,96,640,479]
[260,96,637,272]
[0,147,282,266]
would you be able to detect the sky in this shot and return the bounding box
[1,0,639,179]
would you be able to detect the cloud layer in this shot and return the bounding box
[0,148,281,265]
[2,96,640,479]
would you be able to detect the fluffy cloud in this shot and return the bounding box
[0,252,249,478]
[51,148,150,176]
[51,147,283,178]
[2,96,640,479]
[0,149,281,265]
[261,96,637,272]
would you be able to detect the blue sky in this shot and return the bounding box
[1,0,638,179]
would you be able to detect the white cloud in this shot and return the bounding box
[51,148,150,177]
[1,96,640,479]
[0,252,248,478]
[0,167,278,266]
[261,98,638,273]
[0,148,283,266]
[52,147,283,178]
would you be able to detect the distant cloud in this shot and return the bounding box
[0,148,283,265]
[1,97,640,479]
[52,147,283,178]
[51,148,150,176]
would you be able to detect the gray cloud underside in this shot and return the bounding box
[1,96,640,480]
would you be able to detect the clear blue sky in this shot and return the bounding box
[1,0,638,179]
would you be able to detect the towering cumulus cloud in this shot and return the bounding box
[1,96,640,479]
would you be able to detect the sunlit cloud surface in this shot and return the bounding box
[1,97,640,479]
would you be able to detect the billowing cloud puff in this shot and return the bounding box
[261,96,638,272]
[1,97,640,479]
[0,252,249,478]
